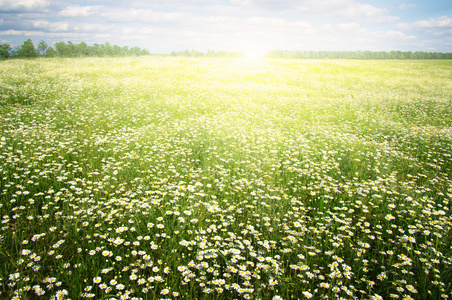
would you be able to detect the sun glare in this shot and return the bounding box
[244,50,267,60]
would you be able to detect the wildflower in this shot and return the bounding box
[93,277,102,284]
[385,214,395,221]
[55,289,68,299]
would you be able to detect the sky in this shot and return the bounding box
[0,0,451,55]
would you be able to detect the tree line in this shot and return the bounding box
[2,40,452,60]
[0,39,150,59]
[266,50,452,60]
[169,49,243,58]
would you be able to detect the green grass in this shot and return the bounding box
[1,56,451,300]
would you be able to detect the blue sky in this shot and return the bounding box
[0,0,451,54]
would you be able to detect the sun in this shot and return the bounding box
[243,49,267,60]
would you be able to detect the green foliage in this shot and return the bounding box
[170,49,244,57]
[50,41,150,57]
[17,39,38,58]
[37,40,48,56]
[267,50,452,59]
[45,46,57,57]
[0,40,150,59]
[0,43,11,59]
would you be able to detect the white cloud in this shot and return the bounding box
[59,6,101,18]
[0,0,50,12]
[397,16,452,31]
[61,6,189,24]
[0,29,82,39]
[0,30,25,36]
[103,8,187,23]
[337,22,361,31]
[73,23,114,33]
[383,30,417,41]
[398,3,416,10]
[432,29,452,37]
[248,17,287,27]
[227,0,397,23]
[33,20,69,32]
[339,2,398,23]
[413,16,452,28]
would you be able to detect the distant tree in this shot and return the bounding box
[0,43,11,59]
[121,46,129,56]
[266,50,452,60]
[10,46,19,57]
[103,42,113,56]
[89,43,99,56]
[112,45,122,56]
[54,41,69,56]
[18,39,38,58]
[140,48,150,55]
[37,40,48,56]
[76,41,89,57]
[169,49,242,58]
[45,46,57,57]
[98,44,106,56]
[130,46,141,56]
[11,39,150,58]
[66,41,76,57]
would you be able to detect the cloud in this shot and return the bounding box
[398,3,417,10]
[383,30,417,41]
[0,29,25,36]
[33,20,69,32]
[248,17,287,27]
[58,5,189,24]
[337,22,361,31]
[292,20,313,29]
[227,0,397,23]
[73,23,114,33]
[102,8,188,23]
[398,16,452,31]
[0,29,82,38]
[338,2,398,23]
[413,16,452,28]
[59,6,101,18]
[0,0,50,12]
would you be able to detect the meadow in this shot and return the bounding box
[0,56,451,300]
